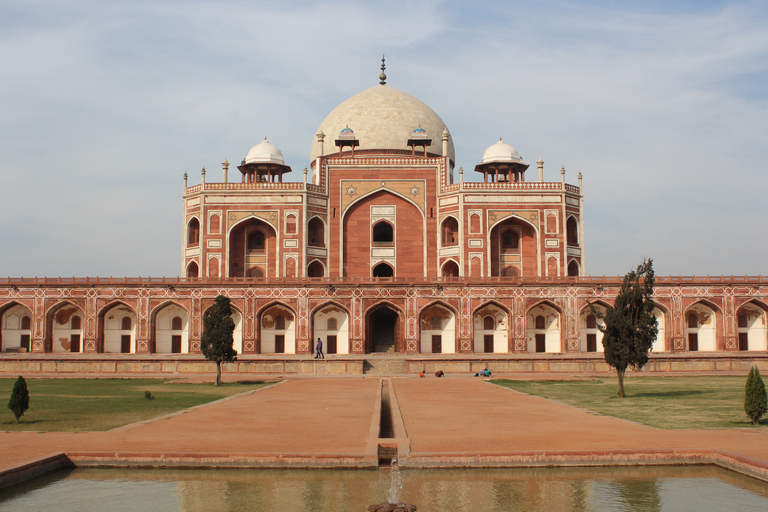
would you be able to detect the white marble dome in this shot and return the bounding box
[310,85,454,162]
[481,139,525,165]
[245,139,285,165]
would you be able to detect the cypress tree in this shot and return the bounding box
[595,259,658,398]
[8,376,30,424]
[745,366,767,425]
[201,295,237,386]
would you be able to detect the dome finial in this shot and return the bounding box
[379,55,387,85]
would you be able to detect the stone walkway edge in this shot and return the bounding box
[3,448,768,490]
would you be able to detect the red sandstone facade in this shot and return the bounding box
[1,79,767,361]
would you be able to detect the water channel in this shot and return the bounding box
[1,465,768,512]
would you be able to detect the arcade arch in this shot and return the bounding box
[652,306,668,352]
[420,303,456,354]
[260,304,295,354]
[736,302,767,351]
[153,303,189,354]
[49,302,85,353]
[527,302,561,353]
[580,303,606,353]
[313,304,349,355]
[473,303,508,353]
[489,216,537,277]
[1,303,33,352]
[366,303,402,354]
[102,303,137,353]
[685,302,718,352]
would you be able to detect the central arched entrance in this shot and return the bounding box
[366,305,400,353]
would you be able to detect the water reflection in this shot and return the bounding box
[1,466,767,512]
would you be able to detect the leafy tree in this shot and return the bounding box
[745,366,767,425]
[8,376,30,424]
[595,259,658,398]
[201,295,237,386]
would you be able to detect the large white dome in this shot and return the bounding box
[310,85,454,162]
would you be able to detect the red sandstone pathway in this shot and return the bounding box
[393,378,768,466]
[1,376,768,478]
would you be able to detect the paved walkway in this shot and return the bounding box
[1,376,768,483]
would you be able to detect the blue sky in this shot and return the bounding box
[1,0,766,277]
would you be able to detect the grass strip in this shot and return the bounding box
[493,375,764,429]
[0,378,272,432]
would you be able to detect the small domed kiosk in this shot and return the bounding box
[474,138,529,183]
[238,138,292,183]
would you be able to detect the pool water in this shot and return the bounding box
[1,465,767,512]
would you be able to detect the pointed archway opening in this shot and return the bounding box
[366,306,399,353]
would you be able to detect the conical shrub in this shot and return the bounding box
[745,366,767,425]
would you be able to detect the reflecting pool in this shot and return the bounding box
[1,465,768,512]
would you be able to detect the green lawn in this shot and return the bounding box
[493,375,764,429]
[0,378,272,432]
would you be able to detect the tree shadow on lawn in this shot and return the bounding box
[630,390,707,398]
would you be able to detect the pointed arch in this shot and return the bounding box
[151,300,190,354]
[566,215,579,246]
[46,300,85,353]
[307,216,326,247]
[99,301,137,354]
[488,213,540,277]
[227,215,279,278]
[441,259,460,277]
[472,301,511,353]
[186,261,199,278]
[684,300,721,352]
[311,301,351,355]
[257,301,296,354]
[187,217,200,246]
[526,300,563,353]
[307,259,326,278]
[735,299,768,351]
[440,215,459,247]
[365,301,405,354]
[1,301,34,353]
[579,301,609,353]
[567,259,580,277]
[201,301,243,355]
[419,301,458,354]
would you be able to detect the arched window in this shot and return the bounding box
[307,261,325,278]
[121,317,132,330]
[21,316,31,330]
[441,217,458,246]
[441,260,459,277]
[502,230,519,250]
[566,217,579,246]
[483,316,494,330]
[568,260,580,277]
[687,313,698,329]
[503,266,518,277]
[535,315,546,330]
[186,261,199,278]
[286,214,297,234]
[308,218,325,247]
[327,318,338,331]
[247,266,264,278]
[586,315,596,329]
[372,222,393,244]
[372,262,394,277]
[209,214,220,234]
[187,218,200,246]
[248,231,265,252]
[275,316,286,330]
[172,316,182,330]
[71,316,81,330]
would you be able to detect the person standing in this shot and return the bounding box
[315,337,324,359]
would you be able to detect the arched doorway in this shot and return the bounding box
[366,305,399,353]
